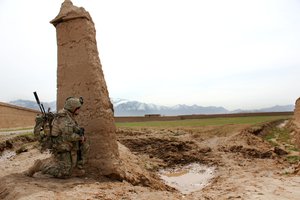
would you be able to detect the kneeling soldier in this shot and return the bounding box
[25,97,89,178]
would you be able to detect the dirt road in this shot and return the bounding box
[0,128,33,140]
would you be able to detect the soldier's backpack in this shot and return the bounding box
[33,91,58,152]
[33,112,56,152]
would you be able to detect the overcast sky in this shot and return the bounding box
[0,0,299,110]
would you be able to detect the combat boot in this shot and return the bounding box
[72,168,85,177]
[24,159,43,177]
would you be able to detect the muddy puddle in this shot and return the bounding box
[159,163,216,194]
[0,150,16,162]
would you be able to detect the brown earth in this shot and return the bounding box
[0,120,300,200]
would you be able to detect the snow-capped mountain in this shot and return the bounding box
[111,98,229,116]
[111,98,169,116]
[111,99,294,116]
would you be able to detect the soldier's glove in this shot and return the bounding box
[81,136,86,143]
[75,127,85,137]
[79,127,85,137]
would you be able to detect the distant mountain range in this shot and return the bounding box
[9,100,56,112]
[9,98,294,116]
[111,98,229,116]
[111,98,294,116]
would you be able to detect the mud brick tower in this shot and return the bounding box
[51,0,121,176]
[294,98,300,127]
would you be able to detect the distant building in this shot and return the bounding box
[145,114,161,117]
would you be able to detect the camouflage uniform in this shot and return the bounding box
[25,97,89,178]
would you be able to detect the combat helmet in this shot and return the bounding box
[64,97,83,113]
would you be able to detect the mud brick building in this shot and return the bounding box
[0,102,38,129]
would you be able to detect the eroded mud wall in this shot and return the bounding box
[51,1,120,175]
[294,98,300,127]
[293,98,300,147]
[0,102,38,129]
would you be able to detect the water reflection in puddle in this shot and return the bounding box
[159,163,215,194]
[0,150,16,162]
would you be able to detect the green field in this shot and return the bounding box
[115,115,291,128]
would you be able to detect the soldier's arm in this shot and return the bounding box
[63,128,82,142]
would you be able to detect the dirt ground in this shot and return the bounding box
[0,120,299,200]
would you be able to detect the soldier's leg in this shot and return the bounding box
[71,150,77,169]
[77,140,90,169]
[24,157,50,177]
[41,152,73,178]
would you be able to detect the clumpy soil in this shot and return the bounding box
[1,120,300,200]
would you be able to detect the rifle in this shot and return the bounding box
[75,127,85,162]
[33,91,46,115]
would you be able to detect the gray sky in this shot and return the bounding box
[0,0,299,110]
